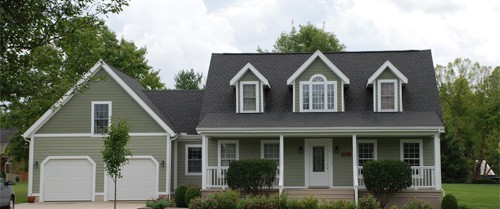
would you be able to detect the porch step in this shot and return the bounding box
[284,188,355,201]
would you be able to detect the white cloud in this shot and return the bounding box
[105,0,500,88]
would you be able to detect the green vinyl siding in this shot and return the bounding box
[176,141,202,187]
[360,137,435,166]
[332,138,353,186]
[240,71,258,81]
[284,138,305,186]
[294,58,343,112]
[374,68,401,112]
[32,136,167,193]
[422,137,434,166]
[37,68,163,134]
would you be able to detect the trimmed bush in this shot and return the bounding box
[226,159,277,194]
[363,160,412,207]
[441,194,458,209]
[175,184,188,207]
[185,186,202,206]
[319,200,356,209]
[189,190,240,209]
[403,199,435,209]
[236,194,287,209]
[286,196,319,209]
[358,194,382,209]
[146,198,174,209]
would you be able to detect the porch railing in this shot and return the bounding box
[206,166,280,188]
[357,166,436,189]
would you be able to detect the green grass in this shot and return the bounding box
[12,181,28,204]
[443,183,500,209]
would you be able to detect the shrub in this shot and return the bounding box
[358,194,382,209]
[185,186,202,206]
[189,190,240,209]
[146,197,174,209]
[471,177,497,184]
[319,200,356,209]
[286,196,319,209]
[226,159,277,194]
[175,185,188,207]
[441,194,458,209]
[236,194,287,209]
[403,199,435,209]
[363,160,412,207]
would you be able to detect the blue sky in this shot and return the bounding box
[105,0,500,88]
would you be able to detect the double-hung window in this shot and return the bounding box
[261,140,279,166]
[300,75,337,112]
[218,140,239,167]
[186,145,202,175]
[401,139,423,176]
[239,81,259,113]
[378,79,397,111]
[358,140,377,167]
[92,101,111,135]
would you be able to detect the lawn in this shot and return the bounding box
[12,181,28,204]
[443,183,500,209]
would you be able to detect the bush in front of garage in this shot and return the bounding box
[146,196,174,209]
[175,184,188,207]
[185,186,201,206]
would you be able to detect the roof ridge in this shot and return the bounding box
[216,49,430,55]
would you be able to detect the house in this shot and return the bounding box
[23,50,444,207]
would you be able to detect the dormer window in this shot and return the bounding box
[300,75,337,112]
[367,60,408,112]
[378,79,397,111]
[240,81,259,112]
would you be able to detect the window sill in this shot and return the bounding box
[185,173,202,176]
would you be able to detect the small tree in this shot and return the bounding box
[363,160,412,207]
[102,118,132,209]
[174,69,203,90]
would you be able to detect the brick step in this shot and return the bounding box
[284,189,354,200]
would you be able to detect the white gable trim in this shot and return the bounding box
[287,50,350,85]
[366,60,408,87]
[229,62,270,88]
[23,60,175,138]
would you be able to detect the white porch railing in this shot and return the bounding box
[206,166,280,188]
[357,166,436,189]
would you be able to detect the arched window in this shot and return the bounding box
[300,75,337,112]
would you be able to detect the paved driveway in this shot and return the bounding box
[16,201,147,209]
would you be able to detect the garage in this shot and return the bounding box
[42,157,95,201]
[106,157,158,200]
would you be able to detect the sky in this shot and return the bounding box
[105,0,500,88]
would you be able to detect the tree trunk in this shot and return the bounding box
[114,175,117,209]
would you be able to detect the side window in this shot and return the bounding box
[261,140,279,166]
[218,140,239,167]
[186,145,202,175]
[400,139,423,167]
[92,101,111,135]
[358,140,377,166]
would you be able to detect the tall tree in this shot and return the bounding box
[174,69,203,90]
[257,22,346,53]
[102,118,132,209]
[436,58,499,182]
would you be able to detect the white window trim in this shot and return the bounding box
[357,139,378,165]
[217,140,239,167]
[299,74,338,112]
[239,81,260,113]
[400,139,423,167]
[185,144,202,176]
[377,79,398,112]
[91,101,112,136]
[260,140,279,160]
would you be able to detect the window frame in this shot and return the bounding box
[400,139,423,167]
[357,140,378,167]
[91,101,112,136]
[260,140,280,166]
[239,81,260,113]
[377,79,398,112]
[185,144,202,176]
[299,74,337,112]
[218,140,239,167]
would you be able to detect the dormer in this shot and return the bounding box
[287,50,349,112]
[366,60,408,112]
[230,63,270,113]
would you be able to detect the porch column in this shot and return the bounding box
[166,135,171,197]
[434,133,442,190]
[202,135,208,189]
[279,135,284,194]
[352,134,358,203]
[28,136,34,196]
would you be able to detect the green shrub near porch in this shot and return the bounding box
[226,159,277,194]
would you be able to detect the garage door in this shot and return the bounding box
[43,158,94,201]
[106,158,158,200]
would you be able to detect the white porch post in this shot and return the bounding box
[28,137,34,196]
[352,134,358,203]
[202,135,208,189]
[279,135,284,194]
[166,135,171,198]
[434,133,442,190]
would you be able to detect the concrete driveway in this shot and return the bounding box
[16,201,148,209]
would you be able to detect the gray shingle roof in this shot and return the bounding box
[198,50,443,129]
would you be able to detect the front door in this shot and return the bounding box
[306,139,332,188]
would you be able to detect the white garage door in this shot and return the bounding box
[106,158,158,200]
[43,158,94,201]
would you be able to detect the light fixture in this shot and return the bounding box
[335,146,339,154]
[34,161,39,169]
[298,146,303,154]
[161,160,165,168]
